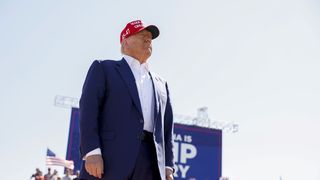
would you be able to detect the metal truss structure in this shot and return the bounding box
[54,95,239,133]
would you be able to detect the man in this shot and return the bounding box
[48,170,59,180]
[44,168,51,180]
[31,168,43,180]
[79,20,174,180]
[62,169,72,180]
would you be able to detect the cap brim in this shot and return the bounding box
[145,25,160,39]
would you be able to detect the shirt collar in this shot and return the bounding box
[123,54,149,71]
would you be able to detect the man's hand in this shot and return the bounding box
[85,154,104,178]
[166,168,174,180]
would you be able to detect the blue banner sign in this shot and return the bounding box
[173,124,222,180]
[65,108,82,173]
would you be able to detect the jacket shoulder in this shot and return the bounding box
[97,59,121,66]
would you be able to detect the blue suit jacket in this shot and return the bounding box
[79,59,174,180]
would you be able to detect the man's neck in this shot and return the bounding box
[123,53,148,64]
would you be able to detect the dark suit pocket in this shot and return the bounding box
[101,131,115,141]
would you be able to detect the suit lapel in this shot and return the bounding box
[116,59,143,118]
[149,72,160,122]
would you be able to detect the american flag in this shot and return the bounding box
[46,148,74,170]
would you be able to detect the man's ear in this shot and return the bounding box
[121,38,129,54]
[122,38,128,48]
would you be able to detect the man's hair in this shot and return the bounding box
[120,39,126,54]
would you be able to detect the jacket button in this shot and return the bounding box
[140,119,143,123]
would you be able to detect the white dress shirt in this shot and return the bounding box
[123,54,155,133]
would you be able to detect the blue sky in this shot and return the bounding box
[0,0,320,179]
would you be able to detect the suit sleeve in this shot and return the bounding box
[164,82,174,169]
[79,60,106,158]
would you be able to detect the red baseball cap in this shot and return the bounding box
[120,20,160,43]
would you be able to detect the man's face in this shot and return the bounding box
[125,29,153,62]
